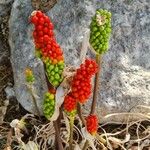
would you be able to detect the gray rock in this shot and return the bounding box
[48,0,150,122]
[5,86,15,100]
[9,0,150,122]
[9,0,48,115]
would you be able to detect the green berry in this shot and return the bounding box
[50,75,54,81]
[52,80,59,86]
[49,94,55,100]
[49,65,54,71]
[51,71,55,76]
[54,66,59,72]
[58,61,64,66]
[55,73,60,80]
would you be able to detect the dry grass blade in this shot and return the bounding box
[34,121,55,149]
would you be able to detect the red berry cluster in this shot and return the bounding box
[30,11,64,87]
[86,114,98,135]
[64,94,76,112]
[64,59,98,113]
[71,59,98,103]
[30,11,64,64]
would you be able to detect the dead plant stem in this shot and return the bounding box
[90,54,101,114]
[69,116,74,150]
[54,120,64,150]
[27,85,41,116]
[77,103,85,126]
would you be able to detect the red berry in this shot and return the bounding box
[43,27,49,33]
[39,17,45,25]
[44,16,50,23]
[37,25,43,31]
[49,23,54,30]
[43,35,49,42]
[36,11,44,18]
[39,37,44,43]
[86,115,98,135]
[38,31,44,36]
[30,16,38,24]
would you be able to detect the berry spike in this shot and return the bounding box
[86,114,98,135]
[30,10,65,87]
[71,59,98,103]
[89,9,112,54]
[43,92,55,120]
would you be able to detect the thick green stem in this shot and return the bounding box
[90,54,102,114]
[69,116,74,150]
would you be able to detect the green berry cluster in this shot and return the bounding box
[44,57,64,87]
[43,92,55,120]
[66,110,77,117]
[25,68,35,83]
[35,49,42,58]
[89,9,112,54]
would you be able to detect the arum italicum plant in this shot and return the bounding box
[25,8,111,150]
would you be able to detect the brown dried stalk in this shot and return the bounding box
[77,103,85,126]
[54,119,64,150]
[27,84,41,116]
[69,116,74,150]
[90,54,102,114]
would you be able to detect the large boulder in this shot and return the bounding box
[9,0,150,122]
[9,0,48,115]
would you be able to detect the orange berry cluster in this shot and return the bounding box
[86,114,98,135]
[63,59,98,113]
[64,94,76,116]
[30,11,64,87]
[71,59,98,103]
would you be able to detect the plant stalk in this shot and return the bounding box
[69,116,74,150]
[90,54,102,114]
[54,120,64,150]
[82,140,89,150]
[44,64,64,150]
[27,84,41,116]
[96,133,106,145]
[77,103,85,126]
